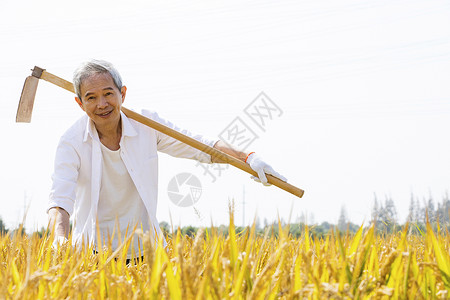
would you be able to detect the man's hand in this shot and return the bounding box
[246,153,287,186]
[48,207,70,239]
[52,236,69,250]
[212,141,288,186]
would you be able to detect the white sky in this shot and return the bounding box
[1,0,449,232]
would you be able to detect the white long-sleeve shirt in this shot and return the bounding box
[48,109,216,247]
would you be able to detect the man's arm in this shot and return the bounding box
[48,207,70,238]
[212,140,249,163]
[212,140,287,185]
[47,133,80,241]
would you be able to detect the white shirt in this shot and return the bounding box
[98,143,150,258]
[48,109,216,247]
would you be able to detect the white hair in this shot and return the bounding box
[73,59,123,99]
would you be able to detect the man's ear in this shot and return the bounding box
[120,86,127,103]
[75,97,85,111]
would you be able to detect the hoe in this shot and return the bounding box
[16,66,304,198]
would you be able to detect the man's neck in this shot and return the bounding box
[96,119,122,151]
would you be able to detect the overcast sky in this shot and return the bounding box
[1,0,449,232]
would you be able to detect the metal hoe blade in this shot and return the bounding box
[16,75,39,123]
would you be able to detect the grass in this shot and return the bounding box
[1,213,450,299]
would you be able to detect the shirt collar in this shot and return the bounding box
[83,110,138,143]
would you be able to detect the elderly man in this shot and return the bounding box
[48,59,286,259]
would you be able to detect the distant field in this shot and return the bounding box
[1,216,449,299]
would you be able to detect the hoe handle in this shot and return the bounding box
[41,71,75,94]
[34,67,304,198]
[121,107,304,198]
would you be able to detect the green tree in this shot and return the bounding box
[337,205,348,232]
[382,196,397,225]
[0,216,7,234]
[407,194,416,223]
[371,194,379,223]
[182,226,197,237]
[159,221,170,236]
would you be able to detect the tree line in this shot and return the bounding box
[1,192,449,238]
[337,193,450,234]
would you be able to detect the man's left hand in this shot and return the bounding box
[246,153,287,186]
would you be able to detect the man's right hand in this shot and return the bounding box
[52,236,69,250]
[48,207,70,239]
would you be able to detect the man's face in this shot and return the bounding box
[75,73,127,130]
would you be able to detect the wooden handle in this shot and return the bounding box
[39,69,304,198]
[41,71,75,94]
[121,107,304,198]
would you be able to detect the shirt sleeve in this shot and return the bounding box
[47,136,81,216]
[143,110,219,163]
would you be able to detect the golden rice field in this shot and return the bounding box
[1,215,450,299]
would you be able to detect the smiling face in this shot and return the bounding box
[75,72,127,134]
